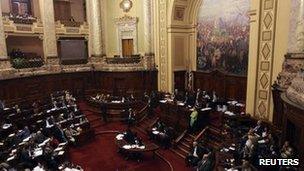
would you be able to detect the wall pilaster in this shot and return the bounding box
[143,0,153,55]
[88,0,103,59]
[253,0,278,120]
[154,0,172,92]
[39,0,58,65]
[0,2,8,60]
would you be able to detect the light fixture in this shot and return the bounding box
[120,0,133,13]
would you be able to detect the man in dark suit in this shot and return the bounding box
[53,124,67,143]
[253,120,264,136]
[126,109,135,127]
[100,102,108,123]
[197,154,213,171]
[186,141,204,166]
[0,100,5,112]
[123,129,136,144]
[19,146,35,169]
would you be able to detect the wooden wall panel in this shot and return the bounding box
[174,71,186,91]
[193,71,247,102]
[0,71,158,105]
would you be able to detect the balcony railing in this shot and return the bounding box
[9,52,44,69]
[105,56,141,64]
[2,13,37,25]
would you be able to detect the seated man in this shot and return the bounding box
[129,94,135,101]
[64,126,79,144]
[186,141,209,167]
[45,116,55,129]
[253,120,264,137]
[20,126,31,140]
[14,105,22,114]
[19,145,36,170]
[43,144,59,170]
[123,129,136,144]
[52,124,67,143]
[154,121,165,132]
[148,121,172,148]
[280,141,295,159]
[32,130,46,144]
[196,153,213,171]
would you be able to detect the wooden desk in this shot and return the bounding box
[115,134,159,160]
[157,101,210,133]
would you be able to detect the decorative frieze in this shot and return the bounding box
[2,17,44,34]
[55,21,89,36]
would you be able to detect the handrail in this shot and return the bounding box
[136,101,149,115]
[147,117,160,129]
[194,126,209,142]
[135,101,149,124]
[174,130,187,145]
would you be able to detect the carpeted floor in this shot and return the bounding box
[68,102,191,171]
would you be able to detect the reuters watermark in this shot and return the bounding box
[259,159,300,166]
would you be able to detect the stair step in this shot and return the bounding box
[187,134,195,139]
[180,142,191,149]
[89,117,102,122]
[177,145,190,154]
[90,122,103,128]
[184,137,193,143]
[170,149,186,159]
[133,127,146,135]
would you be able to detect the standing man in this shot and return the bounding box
[100,102,108,123]
[0,99,5,112]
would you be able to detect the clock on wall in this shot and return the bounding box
[120,0,133,13]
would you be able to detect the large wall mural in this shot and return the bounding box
[196,0,250,76]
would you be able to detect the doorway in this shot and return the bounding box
[122,39,133,57]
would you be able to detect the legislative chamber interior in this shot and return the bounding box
[0,0,303,170]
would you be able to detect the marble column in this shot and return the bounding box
[155,0,172,92]
[143,0,153,55]
[0,3,7,59]
[39,0,58,64]
[87,0,103,58]
[0,3,11,71]
[296,0,304,52]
